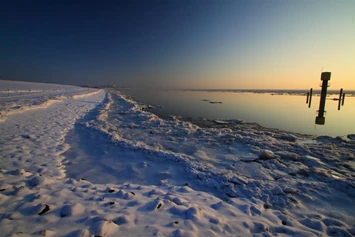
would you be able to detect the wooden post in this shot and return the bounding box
[316,72,331,125]
[342,93,345,106]
[338,88,343,110]
[308,88,313,108]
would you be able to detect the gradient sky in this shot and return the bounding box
[1,0,354,89]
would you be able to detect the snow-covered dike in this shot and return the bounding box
[0,80,105,178]
[0,80,98,122]
[0,81,355,236]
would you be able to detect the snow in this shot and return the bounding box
[1,81,355,236]
[0,80,96,122]
[214,119,245,125]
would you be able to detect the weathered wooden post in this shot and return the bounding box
[315,72,331,125]
[342,93,345,106]
[306,92,310,104]
[308,88,313,108]
[338,88,343,110]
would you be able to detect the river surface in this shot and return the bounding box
[118,88,355,137]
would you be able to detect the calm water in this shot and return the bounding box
[118,88,355,137]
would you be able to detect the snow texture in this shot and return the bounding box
[0,81,354,236]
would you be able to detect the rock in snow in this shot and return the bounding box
[259,149,275,160]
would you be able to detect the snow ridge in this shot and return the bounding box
[0,81,100,122]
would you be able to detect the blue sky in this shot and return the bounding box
[1,0,354,89]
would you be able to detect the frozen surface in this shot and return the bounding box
[0,81,354,236]
[0,80,97,122]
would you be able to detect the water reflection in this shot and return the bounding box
[118,86,354,136]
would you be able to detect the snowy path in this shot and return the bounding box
[0,90,106,178]
[63,100,212,194]
[0,81,354,236]
[0,80,97,122]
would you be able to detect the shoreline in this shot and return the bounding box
[117,88,355,138]
[181,117,316,139]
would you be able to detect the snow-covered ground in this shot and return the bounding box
[0,81,354,236]
[0,80,96,122]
